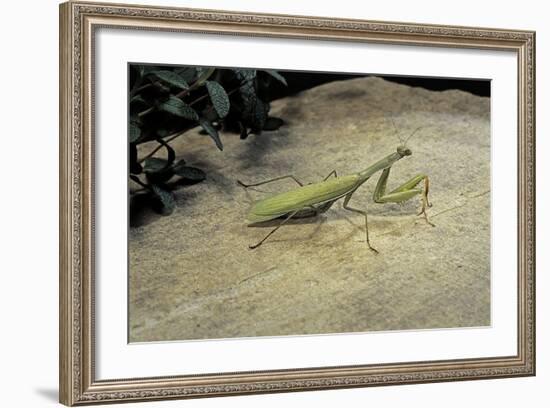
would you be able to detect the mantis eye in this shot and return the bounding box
[397,146,412,156]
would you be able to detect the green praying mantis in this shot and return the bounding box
[237,126,434,252]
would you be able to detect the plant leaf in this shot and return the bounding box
[151,184,176,215]
[173,163,206,181]
[146,169,174,185]
[235,69,257,82]
[156,128,171,138]
[264,70,287,86]
[142,137,176,173]
[157,138,176,166]
[158,96,199,120]
[238,122,249,140]
[239,80,268,133]
[140,65,156,76]
[174,67,197,83]
[206,81,230,118]
[239,81,257,115]
[143,157,168,174]
[151,70,190,89]
[252,99,268,133]
[129,122,141,143]
[199,118,223,151]
[193,67,216,88]
[153,81,171,96]
[263,117,284,131]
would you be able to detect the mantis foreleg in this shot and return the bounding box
[342,192,378,253]
[237,174,304,188]
[373,167,434,227]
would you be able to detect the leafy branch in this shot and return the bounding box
[129,65,287,215]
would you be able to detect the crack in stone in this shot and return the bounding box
[238,267,278,285]
[431,189,490,219]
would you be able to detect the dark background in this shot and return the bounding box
[267,71,490,101]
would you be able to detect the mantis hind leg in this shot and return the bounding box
[239,170,336,189]
[249,205,327,248]
[237,174,304,188]
[373,168,434,227]
[323,170,338,181]
[342,193,378,253]
[249,210,299,249]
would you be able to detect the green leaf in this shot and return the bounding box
[239,81,257,114]
[174,67,197,83]
[135,65,145,77]
[129,122,141,143]
[252,99,268,133]
[153,81,171,96]
[239,80,268,133]
[143,157,168,174]
[264,70,287,86]
[151,185,176,215]
[173,163,206,181]
[263,117,284,131]
[206,81,230,118]
[238,122,249,140]
[158,96,199,120]
[143,139,176,184]
[235,69,257,82]
[157,138,176,166]
[140,65,156,76]
[199,118,223,151]
[146,169,174,185]
[151,70,189,89]
[193,67,216,88]
[156,129,171,138]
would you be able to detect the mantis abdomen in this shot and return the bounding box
[247,174,360,223]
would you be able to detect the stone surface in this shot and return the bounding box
[129,77,491,342]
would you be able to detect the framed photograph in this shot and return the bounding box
[59,1,535,405]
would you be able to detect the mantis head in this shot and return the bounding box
[397,145,412,157]
[389,118,421,158]
[391,119,426,158]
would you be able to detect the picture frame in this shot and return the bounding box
[59,1,536,405]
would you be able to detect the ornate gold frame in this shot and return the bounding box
[59,1,536,405]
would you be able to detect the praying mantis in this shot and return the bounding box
[237,126,434,251]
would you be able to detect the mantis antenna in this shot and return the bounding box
[383,112,436,147]
[404,125,442,146]
[389,116,423,146]
[389,117,404,145]
[404,126,424,146]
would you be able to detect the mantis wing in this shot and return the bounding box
[247,174,360,224]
